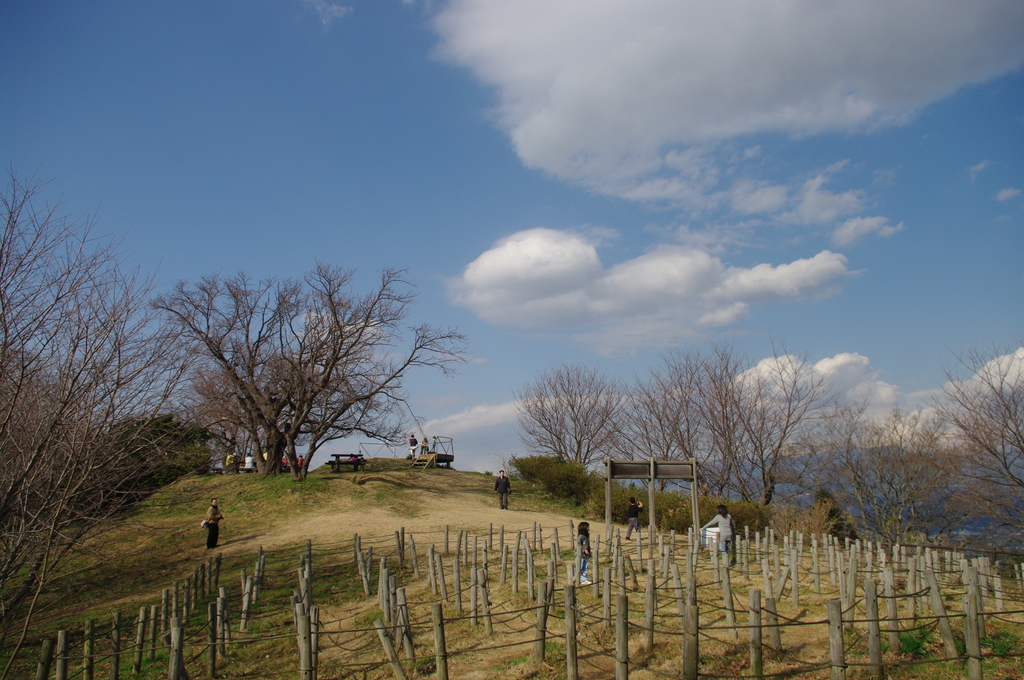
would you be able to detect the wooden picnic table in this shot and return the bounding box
[330,453,366,473]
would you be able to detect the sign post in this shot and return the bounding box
[604,458,699,543]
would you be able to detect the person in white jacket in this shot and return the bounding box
[702,504,735,561]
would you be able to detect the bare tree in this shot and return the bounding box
[729,347,833,505]
[514,364,624,467]
[0,173,183,663]
[694,344,750,497]
[938,341,1024,534]
[821,408,967,543]
[617,350,705,491]
[154,265,466,479]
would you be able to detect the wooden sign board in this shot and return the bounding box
[607,460,695,481]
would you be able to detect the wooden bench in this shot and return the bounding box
[330,454,366,473]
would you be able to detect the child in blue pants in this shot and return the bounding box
[578,522,592,585]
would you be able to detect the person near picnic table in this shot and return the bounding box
[494,470,512,509]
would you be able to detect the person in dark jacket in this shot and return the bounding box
[625,496,643,539]
[494,470,512,509]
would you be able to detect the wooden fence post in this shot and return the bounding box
[434,553,449,601]
[374,619,408,680]
[924,569,958,661]
[603,566,613,630]
[427,545,437,594]
[133,606,147,674]
[396,588,414,661]
[721,560,737,638]
[453,557,463,614]
[295,605,313,680]
[564,584,578,680]
[207,601,217,680]
[35,639,54,680]
[311,605,321,679]
[431,602,448,680]
[83,618,95,680]
[167,617,182,680]
[615,593,629,680]
[643,571,655,653]
[161,589,169,638]
[864,579,882,680]
[55,630,68,680]
[749,590,763,680]
[682,599,698,680]
[827,599,846,680]
[109,611,121,680]
[965,590,983,680]
[765,597,781,654]
[534,581,549,665]
[882,567,899,652]
[148,605,158,663]
[499,544,508,586]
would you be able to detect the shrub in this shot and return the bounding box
[510,455,600,506]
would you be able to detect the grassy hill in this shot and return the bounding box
[5,459,1023,679]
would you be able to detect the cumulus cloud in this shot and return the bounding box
[832,216,904,246]
[435,0,1024,204]
[812,352,902,417]
[449,228,852,349]
[996,187,1021,201]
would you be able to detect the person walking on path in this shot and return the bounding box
[701,504,735,562]
[577,521,592,585]
[494,470,512,509]
[625,497,643,539]
[204,498,224,549]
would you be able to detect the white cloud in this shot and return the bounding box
[435,0,1024,204]
[422,401,518,436]
[449,228,852,350]
[781,172,864,225]
[302,0,351,26]
[813,352,902,417]
[832,216,904,246]
[968,160,993,181]
[996,187,1021,201]
[422,401,520,472]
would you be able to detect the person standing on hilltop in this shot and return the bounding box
[494,470,512,509]
[408,434,418,458]
[204,498,224,549]
[625,497,643,539]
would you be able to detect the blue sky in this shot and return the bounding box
[3,0,1023,471]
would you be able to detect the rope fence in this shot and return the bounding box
[25,521,1024,680]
